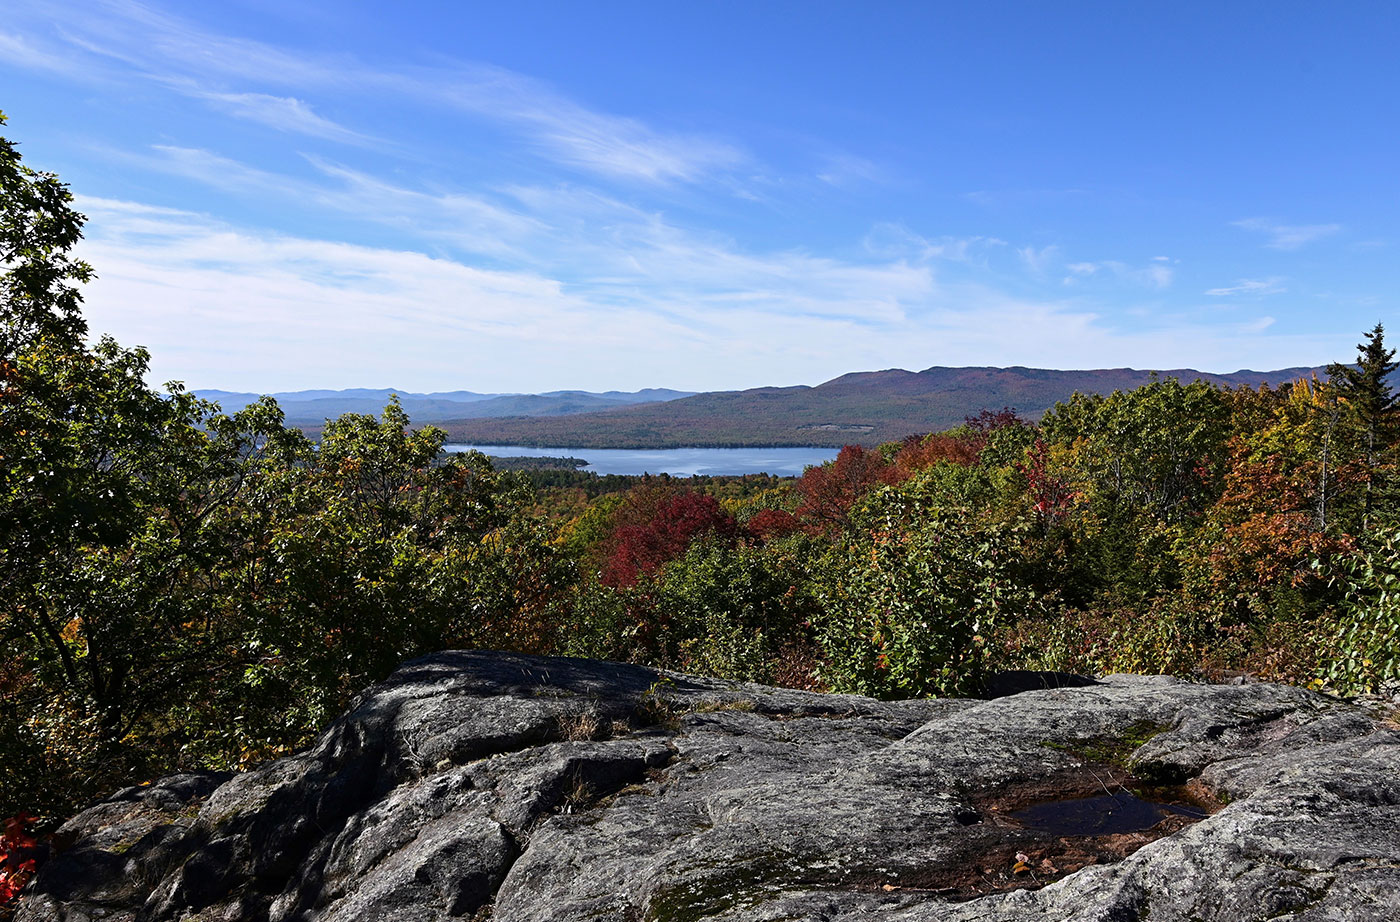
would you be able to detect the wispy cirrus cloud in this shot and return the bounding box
[965,187,1092,208]
[192,92,372,145]
[46,0,348,88]
[428,65,746,184]
[7,1,747,184]
[6,1,1359,391]
[1205,277,1286,297]
[816,152,884,187]
[119,146,540,259]
[1063,258,1173,289]
[1017,244,1060,276]
[68,197,942,389]
[1233,218,1341,250]
[861,223,1003,265]
[119,146,926,324]
[0,29,101,78]
[490,184,932,323]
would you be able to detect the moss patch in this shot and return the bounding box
[645,852,794,922]
[1040,719,1169,767]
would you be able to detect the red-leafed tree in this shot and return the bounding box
[891,432,981,477]
[1018,437,1076,523]
[890,408,1028,479]
[745,507,803,542]
[795,445,897,531]
[601,491,738,587]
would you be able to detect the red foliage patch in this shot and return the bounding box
[601,492,737,587]
[0,813,39,908]
[1018,438,1075,520]
[891,432,981,477]
[745,507,803,542]
[889,409,1028,479]
[795,445,897,530]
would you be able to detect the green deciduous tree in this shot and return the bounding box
[1,111,219,812]
[1036,378,1232,604]
[0,113,568,815]
[0,111,91,353]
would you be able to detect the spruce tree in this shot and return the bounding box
[1327,323,1398,526]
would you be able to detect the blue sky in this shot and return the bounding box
[2,0,1396,392]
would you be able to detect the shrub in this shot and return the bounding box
[995,597,1216,679]
[1327,527,1400,694]
[816,483,1037,698]
[659,541,803,683]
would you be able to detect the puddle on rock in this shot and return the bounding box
[1007,791,1208,836]
[905,767,1226,901]
[771,763,1224,905]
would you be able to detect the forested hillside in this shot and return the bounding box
[438,364,1333,448]
[3,112,1398,899]
[198,387,693,428]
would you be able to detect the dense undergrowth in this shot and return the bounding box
[3,111,1398,834]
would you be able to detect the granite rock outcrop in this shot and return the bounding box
[18,652,1400,921]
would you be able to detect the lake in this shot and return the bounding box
[442,444,840,477]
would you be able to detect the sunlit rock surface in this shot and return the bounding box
[19,651,1400,921]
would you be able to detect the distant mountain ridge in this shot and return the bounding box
[193,387,695,425]
[435,364,1336,449]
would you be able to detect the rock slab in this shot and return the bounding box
[18,652,1400,921]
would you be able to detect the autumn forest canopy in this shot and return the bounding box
[3,108,1399,854]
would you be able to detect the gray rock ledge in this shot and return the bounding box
[18,651,1400,921]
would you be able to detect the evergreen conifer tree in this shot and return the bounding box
[1327,323,1398,526]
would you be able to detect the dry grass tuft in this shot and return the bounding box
[558,706,604,741]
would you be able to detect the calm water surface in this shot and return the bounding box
[443,444,839,477]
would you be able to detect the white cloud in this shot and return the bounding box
[862,224,1003,266]
[1060,259,1172,289]
[118,147,926,314]
[10,2,745,185]
[1018,245,1059,276]
[194,92,372,144]
[5,3,1354,391]
[1205,277,1287,297]
[1144,263,1174,289]
[964,188,1091,208]
[816,153,883,187]
[124,148,927,318]
[69,197,1339,393]
[74,199,675,390]
[142,146,300,196]
[47,0,346,88]
[116,148,539,259]
[72,198,940,389]
[0,29,98,78]
[424,65,745,184]
[1233,218,1341,250]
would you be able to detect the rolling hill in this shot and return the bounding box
[193,387,694,426]
[435,365,1330,448]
